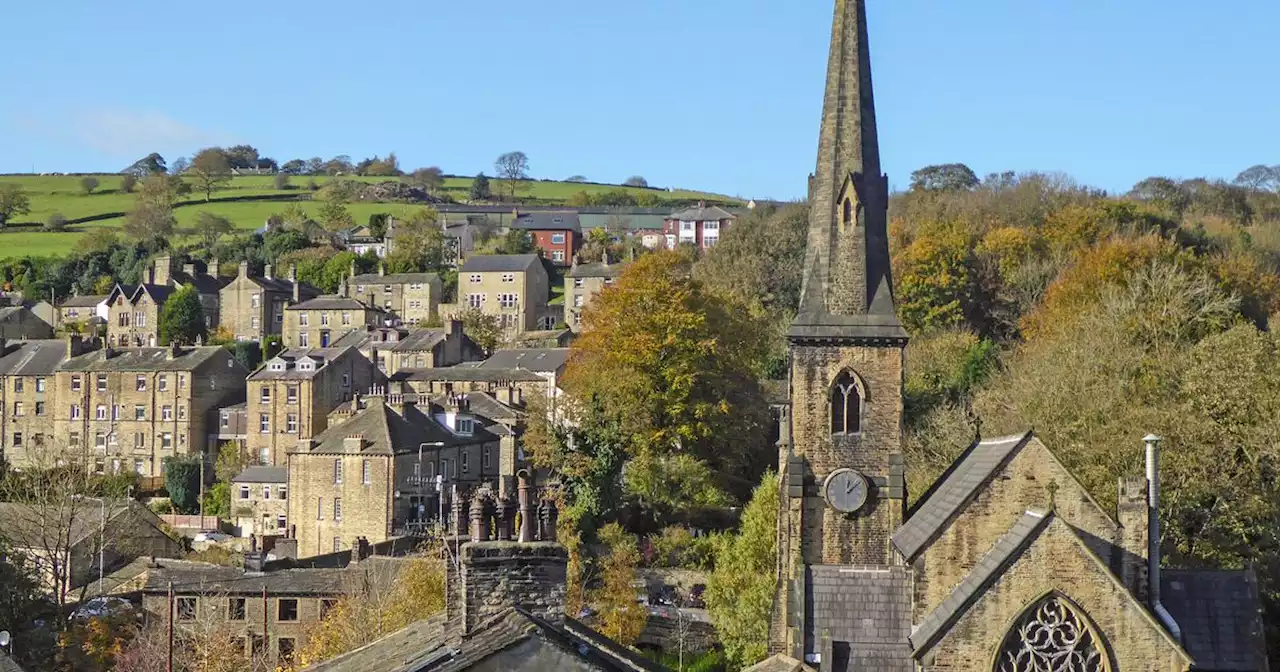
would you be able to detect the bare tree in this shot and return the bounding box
[494,151,529,201]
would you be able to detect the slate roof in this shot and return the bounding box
[248,347,352,381]
[389,368,545,384]
[459,254,542,273]
[139,557,402,596]
[393,329,447,352]
[910,510,1052,653]
[132,283,176,305]
[296,400,496,456]
[350,272,441,286]
[510,212,582,233]
[1162,570,1269,671]
[0,340,71,375]
[0,651,25,672]
[287,296,382,312]
[60,346,232,373]
[567,262,622,279]
[305,607,660,672]
[0,500,160,549]
[231,466,288,484]
[478,349,569,374]
[742,656,815,672]
[60,295,108,308]
[172,270,227,295]
[805,565,913,670]
[891,431,1031,561]
[667,205,736,222]
[463,392,521,422]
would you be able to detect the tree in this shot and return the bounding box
[80,176,100,195]
[169,156,190,174]
[1128,176,1191,216]
[324,155,355,176]
[0,183,31,227]
[623,176,648,188]
[566,175,589,183]
[194,212,234,250]
[188,148,232,201]
[44,212,68,232]
[1233,164,1279,192]
[318,200,355,232]
[408,166,445,193]
[470,173,492,201]
[158,285,207,346]
[593,523,647,646]
[910,163,980,192]
[0,537,53,670]
[386,209,445,273]
[696,204,808,318]
[123,153,167,177]
[281,159,306,175]
[706,472,778,670]
[460,308,502,355]
[222,144,260,170]
[122,176,178,241]
[119,174,138,194]
[164,454,202,514]
[495,229,535,255]
[274,172,291,190]
[494,151,529,200]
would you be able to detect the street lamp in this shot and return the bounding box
[417,442,445,525]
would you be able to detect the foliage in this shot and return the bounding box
[194,211,234,250]
[317,199,354,232]
[123,153,167,177]
[80,176,100,195]
[0,183,31,226]
[202,481,231,519]
[158,285,207,346]
[706,472,778,671]
[294,555,445,668]
[460,308,502,355]
[44,211,68,232]
[274,172,290,190]
[526,396,630,526]
[646,526,715,570]
[223,340,262,372]
[164,454,202,514]
[0,539,53,669]
[385,208,445,273]
[470,172,491,200]
[642,649,727,672]
[910,163,981,192]
[495,228,535,255]
[407,166,445,192]
[623,176,649,188]
[119,174,137,194]
[188,147,232,201]
[623,452,732,524]
[593,523,647,646]
[494,151,529,200]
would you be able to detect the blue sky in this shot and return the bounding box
[2,1,1276,199]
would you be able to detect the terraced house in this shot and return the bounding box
[242,346,382,466]
[564,259,621,331]
[219,262,319,342]
[54,344,248,478]
[346,263,442,326]
[283,296,385,349]
[0,337,92,467]
[455,254,553,333]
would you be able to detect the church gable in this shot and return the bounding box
[912,512,1190,671]
[896,432,1123,618]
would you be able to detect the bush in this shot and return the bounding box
[43,212,68,232]
[306,178,319,192]
[647,526,714,569]
[119,174,137,193]
[80,176,100,195]
[148,499,173,515]
[274,173,291,190]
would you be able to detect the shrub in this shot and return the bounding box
[119,174,137,193]
[274,173,291,190]
[80,176,100,195]
[43,212,68,232]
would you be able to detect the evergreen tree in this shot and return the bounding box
[470,173,491,201]
[158,286,207,345]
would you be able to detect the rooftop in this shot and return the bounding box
[249,347,354,380]
[350,272,441,286]
[60,295,108,308]
[231,466,288,484]
[389,367,545,384]
[459,254,542,274]
[567,262,623,279]
[0,339,72,376]
[288,296,383,312]
[667,204,736,222]
[294,398,496,456]
[60,346,234,373]
[509,212,582,233]
[478,348,569,374]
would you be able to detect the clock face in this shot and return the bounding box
[823,468,869,514]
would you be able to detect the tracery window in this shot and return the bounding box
[830,372,862,435]
[995,595,1109,672]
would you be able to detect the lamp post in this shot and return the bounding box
[417,442,445,528]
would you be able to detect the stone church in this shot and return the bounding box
[751,2,1270,671]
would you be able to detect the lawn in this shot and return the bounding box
[0,173,739,259]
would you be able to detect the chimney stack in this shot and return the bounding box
[210,257,221,277]
[265,264,274,280]
[517,471,536,542]
[153,255,171,286]
[183,263,196,278]
[239,261,250,278]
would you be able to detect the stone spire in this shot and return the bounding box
[792,0,904,340]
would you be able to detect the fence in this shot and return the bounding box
[160,514,220,530]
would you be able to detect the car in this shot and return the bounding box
[73,597,133,620]
[192,532,234,544]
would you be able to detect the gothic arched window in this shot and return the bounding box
[995,594,1110,672]
[842,198,853,230]
[830,372,862,435]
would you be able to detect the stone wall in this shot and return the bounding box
[454,541,567,634]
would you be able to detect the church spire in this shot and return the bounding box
[793,0,903,338]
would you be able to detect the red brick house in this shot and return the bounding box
[662,202,736,250]
[508,212,580,266]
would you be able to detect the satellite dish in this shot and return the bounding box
[0,630,11,647]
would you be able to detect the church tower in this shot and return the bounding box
[770,0,910,662]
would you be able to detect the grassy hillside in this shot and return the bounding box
[0,174,737,258]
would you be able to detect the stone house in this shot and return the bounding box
[54,344,249,478]
[0,306,54,340]
[330,321,481,374]
[218,262,319,342]
[231,466,289,539]
[282,296,386,350]
[507,211,581,265]
[345,264,442,326]
[751,2,1268,669]
[104,283,172,348]
[564,260,621,331]
[286,393,505,558]
[242,346,383,466]
[162,256,227,330]
[56,295,108,330]
[475,348,569,398]
[661,202,734,251]
[0,499,182,599]
[0,337,90,468]
[216,401,248,456]
[455,255,552,333]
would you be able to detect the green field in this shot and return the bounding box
[0,174,737,258]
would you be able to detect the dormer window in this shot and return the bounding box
[270,361,286,372]
[457,418,474,435]
[831,372,862,435]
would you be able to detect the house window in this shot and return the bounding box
[469,274,481,283]
[158,375,168,391]
[287,386,298,403]
[320,312,329,326]
[229,597,246,621]
[35,377,45,392]
[362,459,371,485]
[68,403,81,420]
[341,374,349,388]
[260,485,270,500]
[259,414,270,433]
[277,514,287,530]
[134,405,145,420]
[178,405,186,420]
[70,432,80,446]
[552,250,565,262]
[251,294,261,309]
[111,405,119,420]
[501,273,514,283]
[277,599,298,622]
[457,418,474,435]
[996,595,1104,672]
[162,405,172,421]
[239,485,250,500]
[498,294,518,309]
[461,452,469,474]
[551,233,566,244]
[135,375,146,391]
[95,432,106,449]
[299,332,309,348]
[108,431,119,446]
[260,386,272,403]
[334,497,342,521]
[134,459,144,474]
[251,317,260,329]
[286,414,298,433]
[334,459,343,484]
[573,294,584,308]
[12,379,21,393]
[134,432,145,449]
[439,459,448,480]
[178,374,186,389]
[278,486,287,500]
[299,313,309,326]
[831,372,862,435]
[176,597,197,621]
[467,294,484,308]
[96,375,107,392]
[573,278,584,288]
[72,375,82,391]
[704,221,720,231]
[12,433,22,447]
[12,402,22,417]
[96,405,107,420]
[161,433,172,448]
[680,221,695,232]
[341,312,351,325]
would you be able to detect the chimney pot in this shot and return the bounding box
[265,264,274,280]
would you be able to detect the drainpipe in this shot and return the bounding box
[1145,434,1182,643]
